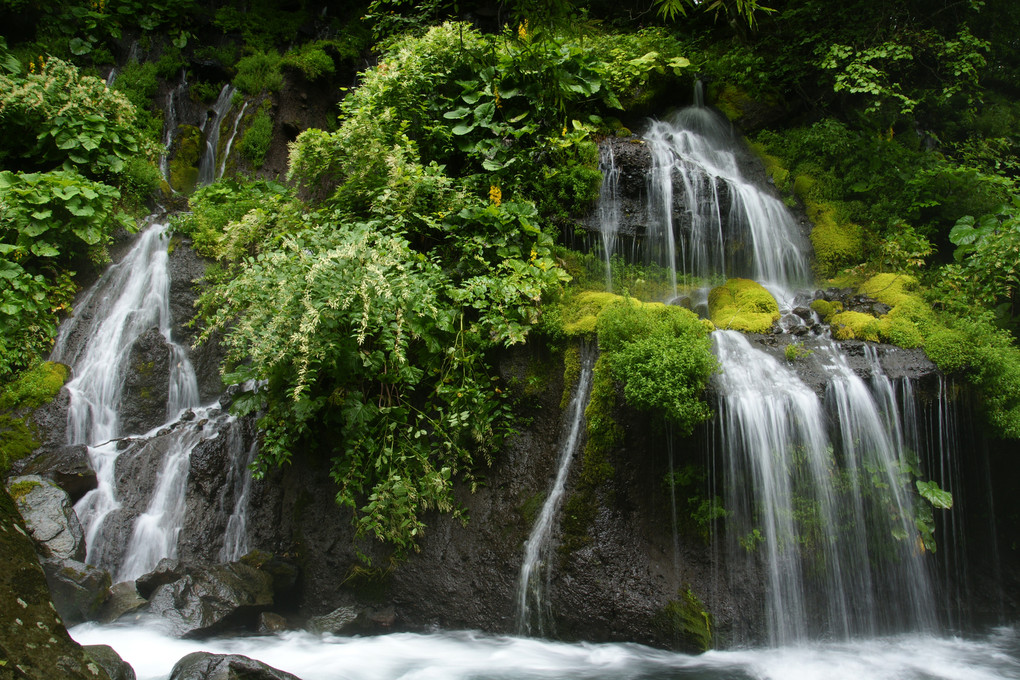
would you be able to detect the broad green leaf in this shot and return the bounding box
[30,241,60,257]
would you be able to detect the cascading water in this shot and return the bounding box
[57,92,254,578]
[711,332,940,645]
[218,100,249,180]
[596,145,621,291]
[196,84,237,187]
[159,74,188,185]
[516,346,595,636]
[641,106,810,302]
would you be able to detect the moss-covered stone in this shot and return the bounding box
[560,291,623,336]
[655,587,714,652]
[560,345,581,410]
[829,310,884,342]
[809,298,842,320]
[0,363,69,411]
[7,479,41,502]
[707,278,780,333]
[805,199,863,277]
[168,124,203,194]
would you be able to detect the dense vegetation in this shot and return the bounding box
[2,0,1019,553]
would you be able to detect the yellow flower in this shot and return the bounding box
[493,84,501,108]
[489,185,501,206]
[529,248,537,263]
[518,19,529,40]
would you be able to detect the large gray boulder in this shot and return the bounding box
[145,560,275,638]
[12,443,96,503]
[84,644,136,680]
[169,652,301,680]
[6,475,86,562]
[41,557,112,626]
[119,326,172,436]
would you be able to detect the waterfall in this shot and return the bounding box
[57,217,253,577]
[712,331,938,644]
[220,434,257,563]
[196,84,237,187]
[643,108,810,302]
[596,145,621,291]
[218,100,248,180]
[516,346,595,636]
[160,74,188,185]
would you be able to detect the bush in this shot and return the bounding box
[240,108,273,169]
[233,51,283,95]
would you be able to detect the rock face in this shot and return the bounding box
[119,327,172,436]
[0,488,113,680]
[12,444,96,504]
[169,652,301,680]
[144,560,276,638]
[40,558,112,626]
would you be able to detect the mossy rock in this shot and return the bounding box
[0,362,69,411]
[829,310,884,342]
[168,124,203,194]
[748,141,789,192]
[707,278,779,333]
[560,291,626,336]
[655,587,714,652]
[809,298,843,320]
[805,200,863,278]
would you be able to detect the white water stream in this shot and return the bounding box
[70,620,1020,680]
[516,346,596,635]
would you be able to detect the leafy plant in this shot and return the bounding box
[233,51,283,96]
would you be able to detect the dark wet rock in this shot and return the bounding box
[7,475,86,562]
[98,581,147,624]
[12,444,96,503]
[305,605,359,634]
[792,306,812,320]
[0,488,113,680]
[145,561,275,638]
[169,652,302,680]
[136,558,188,599]
[41,557,112,626]
[167,241,224,404]
[84,644,136,680]
[119,326,172,436]
[257,612,288,634]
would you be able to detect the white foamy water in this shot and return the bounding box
[70,621,1020,680]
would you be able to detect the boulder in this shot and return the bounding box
[12,444,97,503]
[169,652,301,680]
[84,644,136,680]
[305,605,359,635]
[0,488,113,680]
[98,581,147,624]
[41,557,112,625]
[136,558,188,599]
[257,612,288,634]
[145,561,275,638]
[6,475,86,562]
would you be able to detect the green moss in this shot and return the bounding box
[806,199,863,277]
[169,125,203,194]
[829,310,884,342]
[748,141,790,191]
[0,415,41,477]
[0,361,68,410]
[708,278,780,333]
[784,342,813,361]
[581,354,620,488]
[560,291,623,336]
[857,272,920,307]
[7,479,41,502]
[561,344,581,409]
[710,83,751,123]
[656,587,714,652]
[810,299,842,320]
[558,490,597,556]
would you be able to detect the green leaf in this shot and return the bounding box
[443,107,471,120]
[451,123,475,136]
[31,210,53,221]
[916,480,953,510]
[30,241,60,258]
[69,37,92,56]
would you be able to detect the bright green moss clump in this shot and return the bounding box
[168,125,203,194]
[805,199,863,277]
[708,278,780,333]
[560,291,623,336]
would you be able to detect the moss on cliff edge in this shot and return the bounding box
[708,278,779,334]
